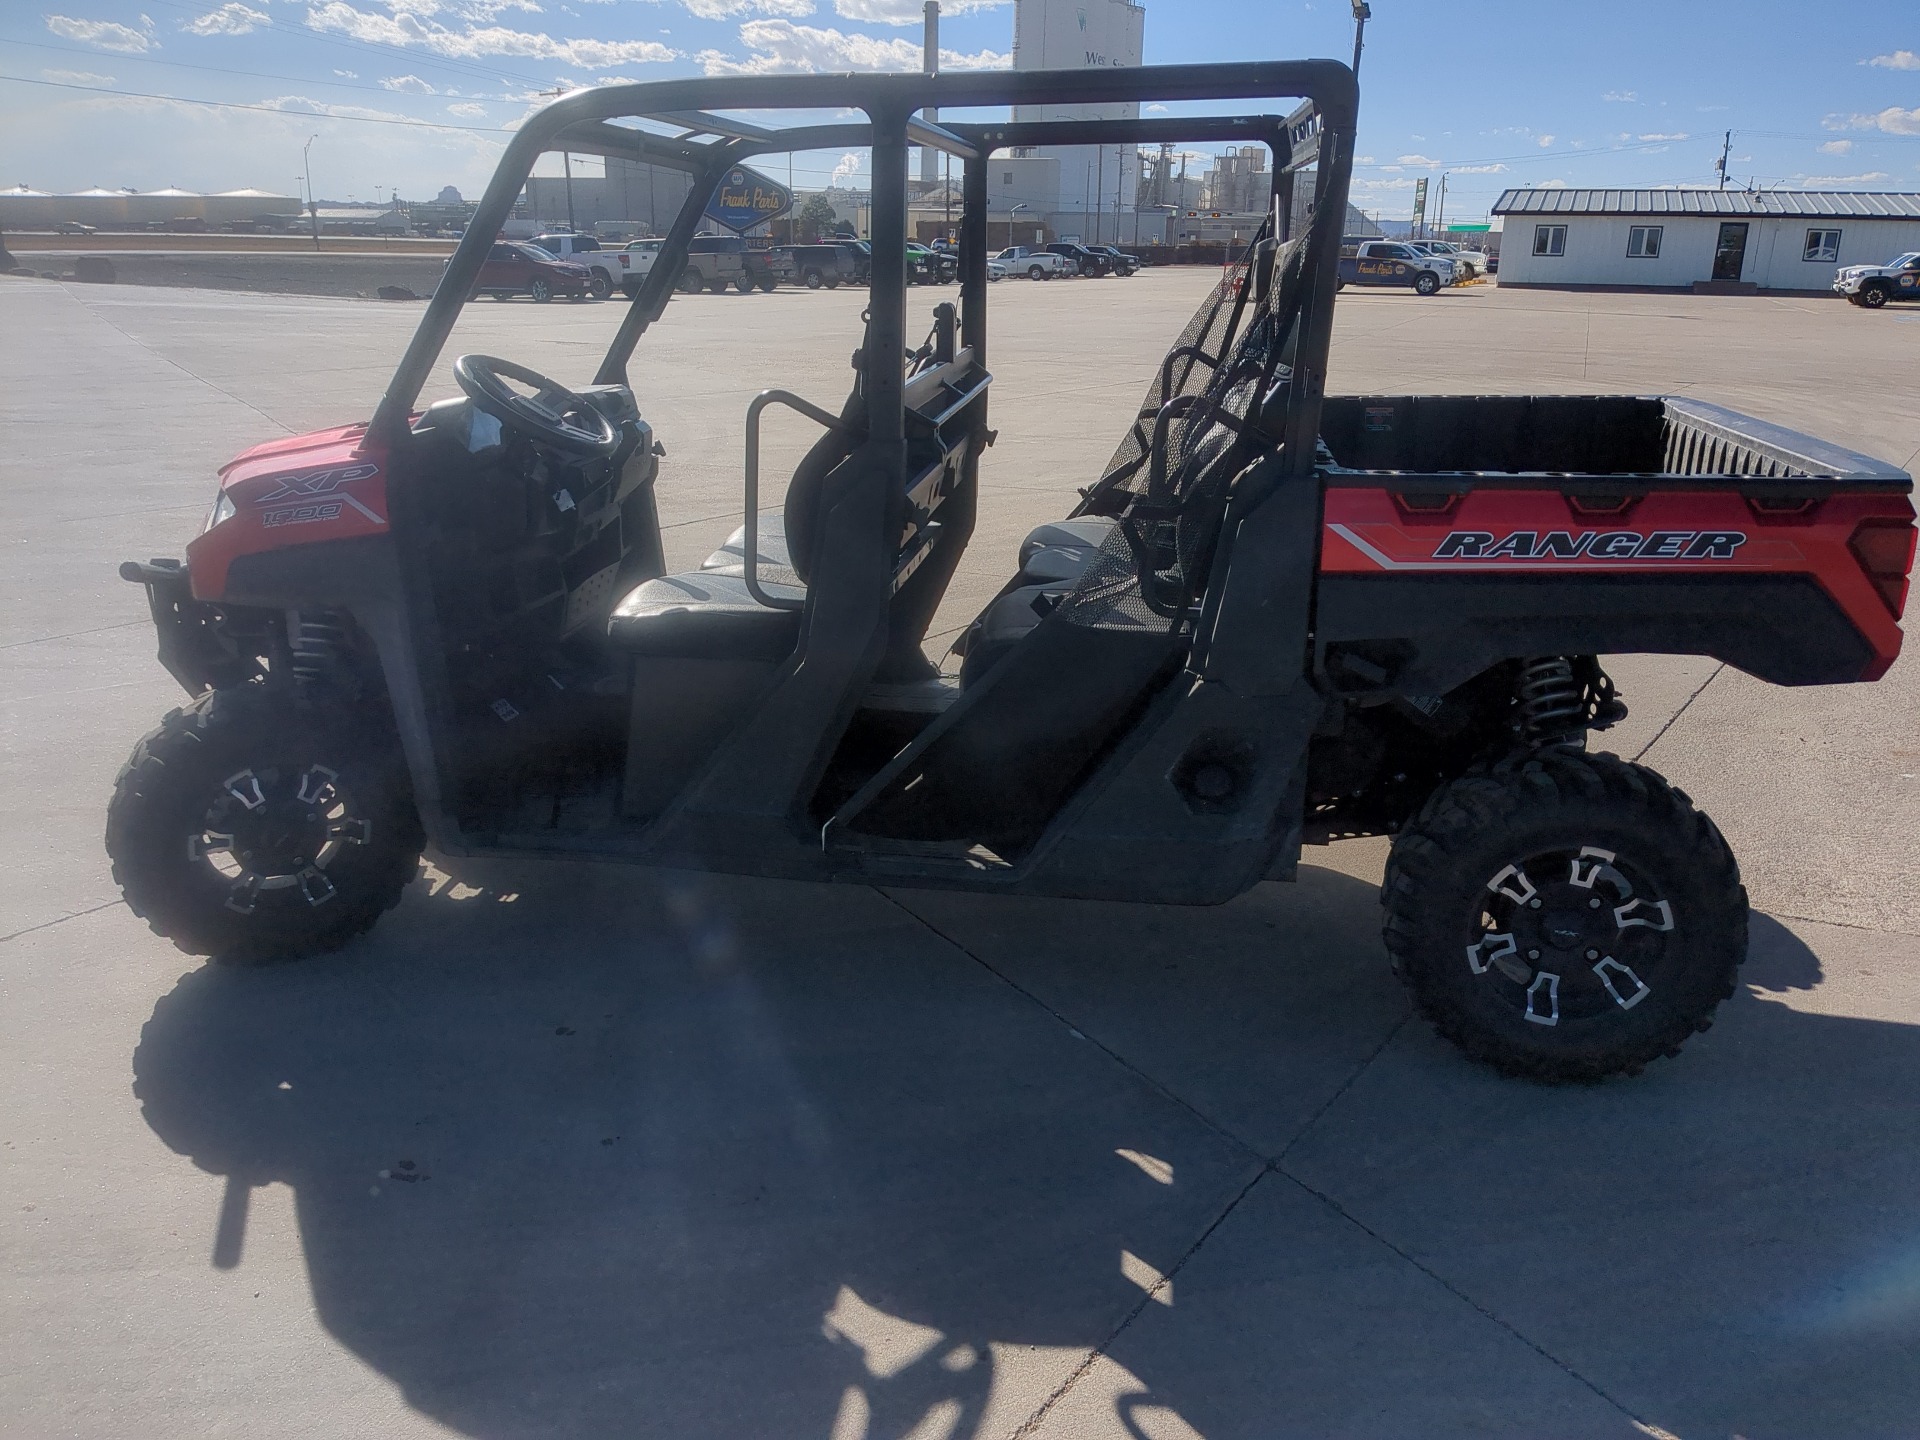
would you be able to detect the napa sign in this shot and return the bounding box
[704,166,793,234]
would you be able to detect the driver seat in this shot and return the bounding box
[605,381,864,660]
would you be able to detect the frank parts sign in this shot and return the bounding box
[704,166,793,235]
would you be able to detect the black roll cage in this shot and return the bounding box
[367,61,1357,479]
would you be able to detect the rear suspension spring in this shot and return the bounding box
[1517,656,1585,745]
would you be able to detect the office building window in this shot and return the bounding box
[1803,228,1842,262]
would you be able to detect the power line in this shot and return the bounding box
[2,35,522,104]
[0,72,516,132]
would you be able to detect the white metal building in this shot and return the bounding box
[1492,188,1920,292]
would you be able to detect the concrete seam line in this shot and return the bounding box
[72,298,292,435]
[1631,661,1725,763]
[1273,1011,1414,1166]
[1274,1167,1664,1433]
[870,888,1263,1160]
[1765,908,1920,940]
[0,900,121,947]
[0,618,147,653]
[1008,1164,1271,1440]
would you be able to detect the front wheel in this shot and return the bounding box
[587,272,612,300]
[1859,282,1891,309]
[528,278,552,302]
[1414,271,1442,296]
[803,267,824,289]
[1383,751,1747,1082]
[106,688,423,964]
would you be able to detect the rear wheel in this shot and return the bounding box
[1414,271,1441,296]
[758,277,778,292]
[106,687,422,964]
[1383,751,1747,1082]
[528,277,552,303]
[1859,282,1891,309]
[735,276,754,293]
[1028,264,1045,280]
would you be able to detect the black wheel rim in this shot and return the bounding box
[189,762,371,915]
[1464,845,1677,1029]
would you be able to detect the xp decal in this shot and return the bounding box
[252,462,380,505]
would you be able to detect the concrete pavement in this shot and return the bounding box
[3,272,1917,1438]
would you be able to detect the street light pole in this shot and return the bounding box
[303,134,321,250]
[1350,1,1371,78]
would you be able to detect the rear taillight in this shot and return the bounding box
[1849,519,1917,618]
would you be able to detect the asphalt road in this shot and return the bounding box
[3,271,1918,1439]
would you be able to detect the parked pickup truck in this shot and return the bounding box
[1834,251,1920,308]
[670,234,778,293]
[770,242,860,289]
[1337,238,1458,295]
[527,232,629,300]
[1046,242,1113,276]
[619,238,662,298]
[1415,240,1490,278]
[996,245,1069,280]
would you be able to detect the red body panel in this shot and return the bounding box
[1320,486,1913,679]
[187,422,388,599]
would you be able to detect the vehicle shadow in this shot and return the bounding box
[129,862,1920,1438]
[131,858,1369,1438]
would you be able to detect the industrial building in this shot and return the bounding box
[1492,188,1920,293]
[0,186,299,230]
[980,0,1147,245]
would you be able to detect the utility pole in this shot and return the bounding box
[921,2,940,187]
[1350,1,1371,78]
[303,134,320,250]
[1716,130,1732,190]
[1435,172,1447,235]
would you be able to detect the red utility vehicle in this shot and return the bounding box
[108,62,1914,1082]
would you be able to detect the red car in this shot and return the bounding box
[466,242,595,302]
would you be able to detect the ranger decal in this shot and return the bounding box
[1431,530,1748,561]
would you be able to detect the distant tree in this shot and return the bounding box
[795,193,838,242]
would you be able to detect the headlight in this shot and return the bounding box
[205,490,236,532]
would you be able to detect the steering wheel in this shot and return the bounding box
[452,355,619,458]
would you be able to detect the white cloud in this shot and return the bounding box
[1538,178,1568,187]
[1353,154,1374,164]
[1396,152,1439,166]
[1453,162,1507,173]
[829,150,860,184]
[305,2,678,67]
[45,14,154,52]
[1145,102,1168,113]
[1832,106,1920,136]
[447,100,488,116]
[1819,138,1853,155]
[184,3,270,34]
[381,73,437,91]
[41,66,116,83]
[333,67,358,77]
[1637,132,1688,141]
[1602,90,1637,102]
[1800,170,1890,185]
[1865,49,1918,70]
[1537,135,1555,148]
[683,0,812,16]
[697,18,1007,74]
[833,0,1009,20]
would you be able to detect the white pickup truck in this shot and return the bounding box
[527,232,636,301]
[1834,251,1920,308]
[995,245,1069,280]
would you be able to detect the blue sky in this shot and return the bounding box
[2,0,1916,218]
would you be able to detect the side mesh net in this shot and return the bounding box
[1054,215,1314,634]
